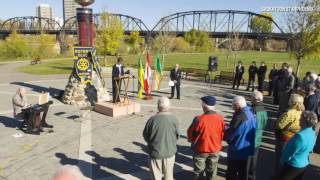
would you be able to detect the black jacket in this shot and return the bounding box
[112,64,125,79]
[269,69,278,80]
[248,65,258,78]
[235,65,244,78]
[170,68,182,85]
[258,65,267,78]
[304,94,318,114]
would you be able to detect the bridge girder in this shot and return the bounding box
[60,13,149,33]
[0,16,61,32]
[151,10,284,35]
[0,10,289,40]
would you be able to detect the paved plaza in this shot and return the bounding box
[0,62,319,180]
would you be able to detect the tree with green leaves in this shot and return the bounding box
[184,29,213,52]
[250,13,273,51]
[172,37,190,52]
[126,31,144,54]
[250,13,273,33]
[152,33,175,54]
[95,12,123,62]
[287,0,320,75]
[1,30,29,58]
[34,33,57,58]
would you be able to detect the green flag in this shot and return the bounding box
[154,51,162,91]
[137,55,144,98]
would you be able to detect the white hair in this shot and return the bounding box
[287,66,293,74]
[233,96,247,108]
[310,72,318,81]
[202,102,215,112]
[158,96,170,111]
[53,165,82,180]
[251,90,263,102]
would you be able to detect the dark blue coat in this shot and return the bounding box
[112,64,124,79]
[225,106,257,160]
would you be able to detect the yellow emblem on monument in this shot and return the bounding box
[77,58,90,71]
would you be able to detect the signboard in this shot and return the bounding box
[73,47,95,84]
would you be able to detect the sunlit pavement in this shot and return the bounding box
[0,74,319,180]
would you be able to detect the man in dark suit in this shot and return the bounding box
[112,57,125,103]
[232,61,245,89]
[268,64,278,96]
[247,61,258,91]
[257,61,267,92]
[170,64,182,100]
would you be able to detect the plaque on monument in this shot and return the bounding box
[74,47,94,84]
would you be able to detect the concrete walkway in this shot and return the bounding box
[0,64,319,180]
[0,60,68,84]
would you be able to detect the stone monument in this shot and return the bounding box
[62,0,110,107]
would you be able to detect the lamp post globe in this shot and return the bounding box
[74,0,95,7]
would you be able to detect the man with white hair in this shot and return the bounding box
[187,96,225,180]
[249,91,268,180]
[12,87,29,121]
[225,96,256,180]
[143,96,179,180]
[169,64,182,100]
[304,83,318,114]
[53,165,82,180]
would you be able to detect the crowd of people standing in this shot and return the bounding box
[141,61,320,180]
[52,62,320,180]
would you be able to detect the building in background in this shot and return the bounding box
[63,0,81,24]
[36,4,53,29]
[36,4,53,19]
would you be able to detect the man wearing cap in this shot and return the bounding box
[187,96,225,180]
[233,61,245,89]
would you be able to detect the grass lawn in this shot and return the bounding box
[17,50,320,79]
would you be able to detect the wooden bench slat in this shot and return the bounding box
[214,71,244,85]
[184,68,209,82]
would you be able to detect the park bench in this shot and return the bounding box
[184,68,209,82]
[213,71,245,85]
[30,57,41,65]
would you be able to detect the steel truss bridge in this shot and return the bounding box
[0,10,290,40]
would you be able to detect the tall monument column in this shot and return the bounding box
[62,0,110,107]
[75,0,94,46]
[77,7,94,46]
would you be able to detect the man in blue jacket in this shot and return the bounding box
[225,96,256,180]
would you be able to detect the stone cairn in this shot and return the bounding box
[62,67,110,107]
[62,72,91,107]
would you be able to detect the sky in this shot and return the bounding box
[0,0,297,28]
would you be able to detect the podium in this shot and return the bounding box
[114,75,132,105]
[94,75,141,117]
